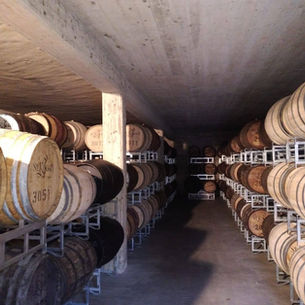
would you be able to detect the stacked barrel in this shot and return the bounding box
[218,81,305,304]
[185,145,217,199]
[126,137,177,244]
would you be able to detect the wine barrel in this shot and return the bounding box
[217,162,228,175]
[84,124,103,152]
[0,130,63,227]
[269,222,298,274]
[126,123,151,152]
[0,251,62,305]
[50,237,97,304]
[204,163,217,175]
[218,180,227,192]
[62,121,87,151]
[225,186,234,199]
[202,180,217,193]
[289,246,305,303]
[76,159,124,204]
[129,205,145,229]
[229,163,243,182]
[262,214,275,242]
[282,82,305,138]
[127,163,139,192]
[267,163,294,209]
[229,136,244,153]
[47,164,96,224]
[155,190,168,209]
[240,203,252,224]
[132,163,153,189]
[239,120,272,149]
[188,145,201,156]
[0,110,45,135]
[26,112,67,147]
[202,146,216,157]
[285,166,305,219]
[241,165,270,194]
[147,196,159,218]
[244,209,270,237]
[230,193,240,207]
[264,96,292,145]
[261,166,273,194]
[88,217,124,267]
[235,198,247,217]
[236,164,250,185]
[146,126,161,151]
[127,207,139,239]
[232,196,245,212]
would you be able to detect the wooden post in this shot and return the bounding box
[102,92,127,274]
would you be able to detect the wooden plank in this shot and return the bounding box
[0,0,168,132]
[102,92,127,274]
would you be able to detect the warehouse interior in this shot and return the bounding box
[1,1,305,305]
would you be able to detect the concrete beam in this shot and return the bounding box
[0,0,169,132]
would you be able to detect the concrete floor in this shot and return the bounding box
[92,198,290,305]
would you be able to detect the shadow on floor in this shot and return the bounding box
[96,197,214,305]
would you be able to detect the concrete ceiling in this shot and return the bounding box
[1,0,305,137]
[60,0,305,133]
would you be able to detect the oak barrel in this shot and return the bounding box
[241,165,270,194]
[0,251,62,305]
[245,209,270,237]
[267,163,294,209]
[63,120,87,151]
[229,136,244,153]
[76,159,124,204]
[50,237,97,303]
[26,112,67,147]
[269,222,298,274]
[84,124,103,152]
[202,180,217,193]
[127,163,139,192]
[262,214,275,242]
[285,166,305,219]
[88,217,124,267]
[282,82,305,138]
[47,164,96,224]
[129,204,145,229]
[289,246,305,303]
[264,96,292,145]
[0,130,63,227]
[239,120,272,149]
[127,207,139,239]
[202,146,216,157]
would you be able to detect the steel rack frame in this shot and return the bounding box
[189,157,214,164]
[188,191,215,201]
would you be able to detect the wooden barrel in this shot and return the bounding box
[269,222,298,274]
[130,163,145,191]
[202,180,217,193]
[229,136,244,153]
[188,145,201,156]
[241,165,270,194]
[245,209,270,237]
[0,130,63,227]
[202,146,216,157]
[126,123,151,152]
[50,237,97,304]
[47,164,96,224]
[240,203,252,224]
[236,164,250,185]
[62,121,87,151]
[232,196,245,212]
[262,214,275,242]
[282,82,305,138]
[146,126,161,151]
[239,120,272,149]
[261,166,273,194]
[127,207,139,239]
[148,162,161,182]
[88,217,124,267]
[26,112,67,147]
[230,193,240,207]
[225,186,234,199]
[129,205,145,229]
[84,124,103,152]
[264,96,292,145]
[236,198,247,217]
[155,190,168,209]
[218,180,227,192]
[76,159,124,204]
[267,162,294,209]
[147,196,159,218]
[285,167,305,219]
[203,163,217,175]
[229,163,243,182]
[154,162,166,182]
[217,162,228,174]
[289,247,305,303]
[0,110,45,135]
[224,164,232,178]
[0,251,62,305]
[131,163,153,189]
[127,163,139,192]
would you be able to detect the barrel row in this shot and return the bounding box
[189,163,217,175]
[184,176,217,194]
[127,190,168,240]
[0,217,124,305]
[0,109,164,153]
[127,162,166,192]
